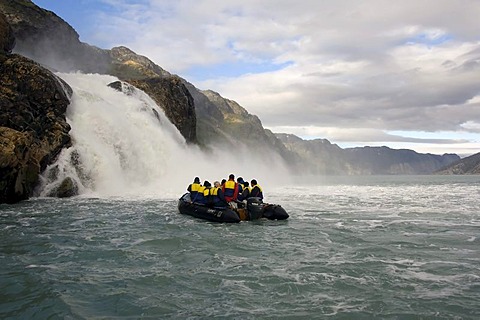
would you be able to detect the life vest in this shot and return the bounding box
[223,180,238,202]
[210,187,218,196]
[188,182,201,200]
[203,187,212,205]
[251,185,263,199]
[193,185,207,204]
[209,187,222,205]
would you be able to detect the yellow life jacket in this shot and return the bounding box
[210,187,219,196]
[193,185,207,204]
[223,180,238,199]
[203,187,211,197]
[251,184,263,199]
[190,183,201,192]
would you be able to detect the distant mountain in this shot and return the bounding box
[276,133,461,175]
[435,152,480,174]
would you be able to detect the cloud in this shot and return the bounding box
[84,0,480,155]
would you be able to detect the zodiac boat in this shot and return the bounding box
[178,193,289,223]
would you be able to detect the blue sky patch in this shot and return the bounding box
[405,32,452,46]
[183,60,294,81]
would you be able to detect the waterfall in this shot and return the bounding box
[37,73,290,199]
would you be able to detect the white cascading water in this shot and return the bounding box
[37,73,290,199]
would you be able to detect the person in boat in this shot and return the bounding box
[221,179,226,187]
[193,180,211,205]
[237,181,250,201]
[250,179,263,200]
[209,181,227,208]
[237,177,245,194]
[187,177,201,201]
[222,174,239,204]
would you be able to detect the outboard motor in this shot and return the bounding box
[263,204,289,220]
[247,197,264,220]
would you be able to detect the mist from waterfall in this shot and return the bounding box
[37,73,291,199]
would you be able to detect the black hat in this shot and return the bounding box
[229,174,235,180]
[204,180,211,187]
[194,177,200,183]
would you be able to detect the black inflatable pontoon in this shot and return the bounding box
[178,193,289,223]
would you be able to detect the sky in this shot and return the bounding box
[33,0,480,156]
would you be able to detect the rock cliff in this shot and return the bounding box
[0,11,72,203]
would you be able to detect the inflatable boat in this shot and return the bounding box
[178,193,289,223]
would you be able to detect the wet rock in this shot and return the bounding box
[0,54,72,203]
[0,12,15,54]
[48,177,78,198]
[126,77,197,143]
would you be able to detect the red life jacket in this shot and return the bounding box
[222,179,238,202]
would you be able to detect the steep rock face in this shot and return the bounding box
[125,77,197,142]
[0,12,15,53]
[0,0,111,73]
[193,89,296,164]
[109,46,171,79]
[0,53,72,203]
[435,152,480,174]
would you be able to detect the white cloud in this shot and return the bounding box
[85,0,480,155]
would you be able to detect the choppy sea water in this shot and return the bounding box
[1,175,479,319]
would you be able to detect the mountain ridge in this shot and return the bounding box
[435,152,480,174]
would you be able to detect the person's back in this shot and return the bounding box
[237,177,245,194]
[222,174,239,202]
[210,181,227,208]
[199,181,212,205]
[238,181,250,201]
[187,177,201,201]
[250,179,263,200]
[193,181,209,205]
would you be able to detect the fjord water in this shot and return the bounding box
[2,176,480,319]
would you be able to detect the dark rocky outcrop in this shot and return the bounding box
[0,12,15,53]
[435,152,480,174]
[0,52,72,203]
[126,77,197,143]
[47,176,78,198]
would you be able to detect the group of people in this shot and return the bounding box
[187,174,263,208]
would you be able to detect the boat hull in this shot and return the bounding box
[178,193,289,222]
[178,194,241,223]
